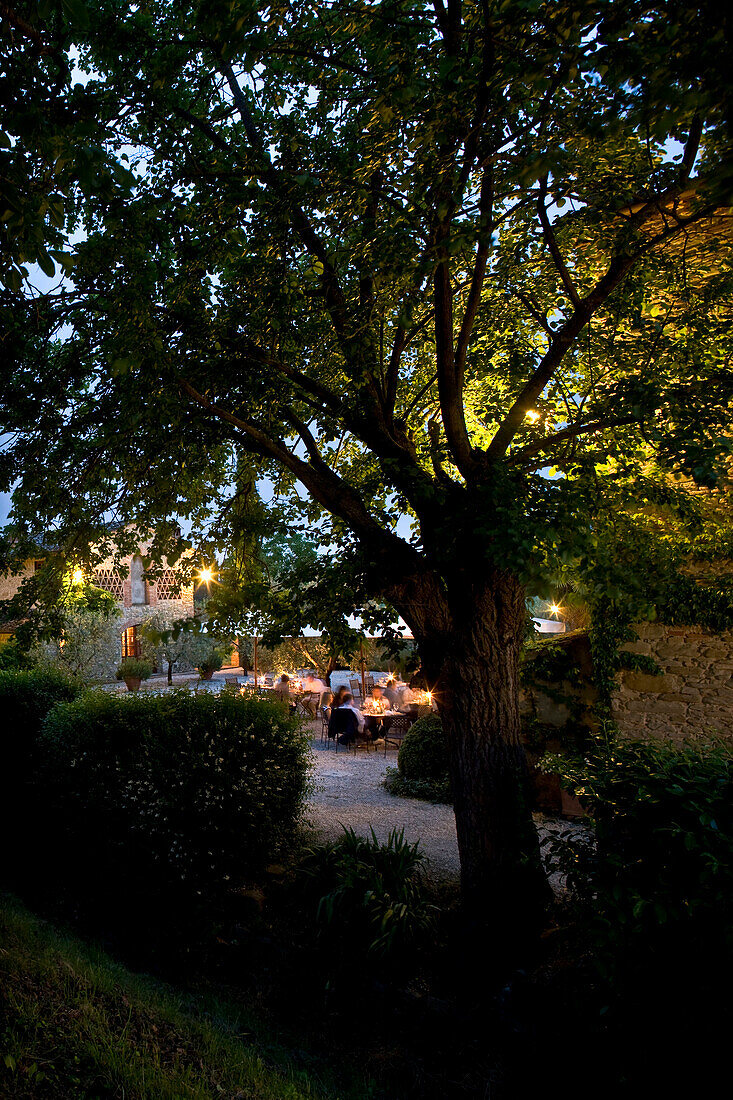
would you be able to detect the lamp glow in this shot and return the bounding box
[525,409,541,423]
[198,567,214,585]
[72,568,84,584]
[549,603,562,616]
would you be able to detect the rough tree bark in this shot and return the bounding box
[391,566,549,949]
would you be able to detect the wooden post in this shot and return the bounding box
[254,636,258,687]
[360,638,366,699]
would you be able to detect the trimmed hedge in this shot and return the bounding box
[397,714,448,781]
[38,689,311,904]
[0,669,84,869]
[384,714,452,803]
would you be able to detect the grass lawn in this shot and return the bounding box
[0,894,345,1100]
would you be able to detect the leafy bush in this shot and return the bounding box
[548,734,733,978]
[383,766,453,805]
[115,656,153,681]
[0,666,83,784]
[38,690,311,906]
[198,650,224,676]
[0,668,84,883]
[0,638,29,672]
[386,714,452,802]
[301,827,436,960]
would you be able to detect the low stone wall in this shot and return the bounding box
[613,623,733,742]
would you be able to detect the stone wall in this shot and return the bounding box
[613,623,733,742]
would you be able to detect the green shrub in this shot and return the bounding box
[398,714,447,780]
[548,734,733,980]
[115,656,153,681]
[383,766,453,805]
[301,827,436,961]
[0,668,84,885]
[198,650,224,676]
[0,638,29,672]
[39,690,311,906]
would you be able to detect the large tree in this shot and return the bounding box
[2,0,732,938]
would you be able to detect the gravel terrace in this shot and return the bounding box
[303,726,581,890]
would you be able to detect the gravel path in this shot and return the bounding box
[304,732,461,879]
[303,728,583,889]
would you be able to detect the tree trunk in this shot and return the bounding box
[167,659,173,685]
[396,568,549,955]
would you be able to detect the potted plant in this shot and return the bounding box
[198,651,224,681]
[116,656,153,692]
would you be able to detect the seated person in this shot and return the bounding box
[363,685,393,738]
[302,672,329,717]
[273,673,296,709]
[382,677,400,708]
[329,691,365,744]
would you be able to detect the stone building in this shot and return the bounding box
[0,547,196,677]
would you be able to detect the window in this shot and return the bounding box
[93,568,124,600]
[121,625,141,659]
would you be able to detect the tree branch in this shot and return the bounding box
[507,415,639,465]
[537,174,581,308]
[434,231,480,480]
[177,376,420,570]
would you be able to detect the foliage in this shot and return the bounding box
[547,733,733,983]
[38,605,122,678]
[0,895,333,1100]
[0,667,84,875]
[140,612,230,678]
[198,650,224,676]
[300,827,436,961]
[38,690,310,905]
[115,655,153,681]
[397,715,449,783]
[520,637,584,688]
[656,574,733,633]
[616,651,663,676]
[383,766,453,806]
[2,0,732,913]
[0,637,28,671]
[0,666,83,756]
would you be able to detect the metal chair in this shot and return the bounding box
[329,706,360,753]
[320,705,332,742]
[349,677,362,700]
[383,714,411,756]
[365,675,375,693]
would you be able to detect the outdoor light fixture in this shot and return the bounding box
[72,568,84,584]
[525,409,541,423]
[197,567,215,585]
[549,603,562,617]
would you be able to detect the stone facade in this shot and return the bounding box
[613,622,733,742]
[1,550,196,679]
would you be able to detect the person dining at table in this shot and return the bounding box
[302,672,329,717]
[363,685,393,739]
[329,691,365,744]
[273,673,297,710]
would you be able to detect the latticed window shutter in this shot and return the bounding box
[93,568,124,600]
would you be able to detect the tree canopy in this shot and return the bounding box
[2,0,732,926]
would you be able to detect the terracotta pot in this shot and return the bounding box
[124,677,142,693]
[200,669,215,681]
